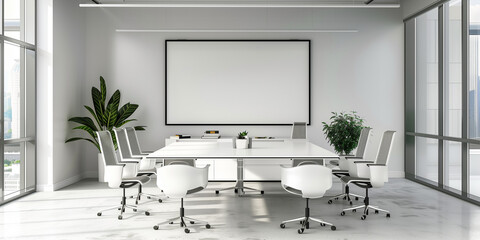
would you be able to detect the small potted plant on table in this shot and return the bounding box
[236,131,249,149]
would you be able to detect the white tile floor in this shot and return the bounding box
[1,178,480,240]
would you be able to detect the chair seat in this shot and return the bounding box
[123,175,150,185]
[333,169,349,178]
[340,176,369,185]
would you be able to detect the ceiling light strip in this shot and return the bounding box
[115,29,359,33]
[80,3,399,8]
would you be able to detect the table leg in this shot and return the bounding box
[215,158,264,196]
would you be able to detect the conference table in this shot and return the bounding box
[147,139,338,195]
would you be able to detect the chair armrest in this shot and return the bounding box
[354,162,371,178]
[122,162,138,178]
[367,164,388,187]
[139,157,157,171]
[354,160,375,164]
[345,156,363,159]
[105,165,124,188]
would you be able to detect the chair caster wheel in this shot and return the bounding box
[147,196,151,199]
[118,215,123,220]
[343,196,346,200]
[298,228,304,234]
[355,197,359,201]
[352,209,356,213]
[190,221,195,224]
[349,201,353,205]
[97,212,102,216]
[327,200,333,204]
[206,224,211,229]
[261,191,265,194]
[169,222,174,224]
[280,223,285,229]
[129,196,134,199]
[215,190,219,194]
[184,228,190,233]
[320,223,326,226]
[133,209,137,212]
[386,213,391,218]
[158,199,162,203]
[335,197,339,200]
[300,220,304,224]
[234,189,238,193]
[135,201,139,205]
[145,211,150,216]
[375,210,379,214]
[118,208,121,210]
[340,211,345,216]
[361,215,366,220]
[153,225,159,230]
[305,222,310,229]
[180,222,184,227]
[331,226,336,231]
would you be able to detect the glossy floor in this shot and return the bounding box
[1,179,479,240]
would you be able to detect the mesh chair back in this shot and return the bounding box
[375,131,396,165]
[125,127,143,155]
[97,131,119,166]
[291,122,307,139]
[113,128,133,160]
[355,127,372,158]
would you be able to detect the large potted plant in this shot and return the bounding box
[322,111,365,155]
[66,76,145,182]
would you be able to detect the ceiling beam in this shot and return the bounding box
[79,2,400,8]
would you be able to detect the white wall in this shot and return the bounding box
[83,7,405,177]
[37,0,86,191]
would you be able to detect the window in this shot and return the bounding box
[1,0,36,204]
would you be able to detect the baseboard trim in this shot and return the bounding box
[36,171,99,192]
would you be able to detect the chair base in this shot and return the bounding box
[129,184,165,204]
[280,198,336,234]
[215,184,264,195]
[327,184,364,205]
[153,198,211,234]
[97,187,150,220]
[340,188,391,220]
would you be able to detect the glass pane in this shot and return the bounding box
[469,143,480,198]
[416,137,439,184]
[444,141,462,192]
[416,9,439,135]
[4,142,25,199]
[470,0,480,139]
[445,1,462,137]
[4,42,24,140]
[4,0,35,44]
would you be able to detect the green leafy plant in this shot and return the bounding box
[65,76,145,152]
[322,111,366,155]
[237,130,248,139]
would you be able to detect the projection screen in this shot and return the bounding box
[165,40,310,125]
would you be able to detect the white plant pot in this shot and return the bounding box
[98,152,106,182]
[236,138,248,149]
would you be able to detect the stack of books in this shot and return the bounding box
[202,130,220,139]
[170,134,191,139]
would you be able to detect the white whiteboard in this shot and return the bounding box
[166,40,310,125]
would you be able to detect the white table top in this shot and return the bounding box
[148,140,338,159]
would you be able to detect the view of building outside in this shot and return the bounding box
[3,0,21,196]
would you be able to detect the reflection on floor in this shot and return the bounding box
[1,179,480,240]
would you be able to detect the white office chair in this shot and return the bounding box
[328,127,372,205]
[340,130,395,220]
[113,128,162,204]
[153,164,211,234]
[280,164,336,234]
[96,130,151,220]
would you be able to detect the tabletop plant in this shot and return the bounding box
[65,76,145,152]
[238,131,248,139]
[322,111,366,155]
